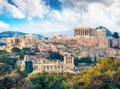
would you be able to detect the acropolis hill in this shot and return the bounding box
[0,26,120,73]
[1,26,120,58]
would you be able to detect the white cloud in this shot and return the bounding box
[5,3,25,18]
[11,20,72,34]
[80,1,120,32]
[0,0,48,19]
[49,9,82,24]
[0,0,25,18]
[60,0,115,8]
[11,0,120,34]
[12,0,49,19]
[1,0,120,33]
[49,0,120,33]
[0,21,10,31]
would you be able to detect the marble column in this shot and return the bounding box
[75,30,76,36]
[82,30,83,36]
[83,30,85,36]
[77,30,78,36]
[85,30,86,36]
[81,30,82,36]
[86,30,88,36]
[80,30,81,36]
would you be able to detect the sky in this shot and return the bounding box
[0,0,120,34]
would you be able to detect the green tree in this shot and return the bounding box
[22,47,31,55]
[112,32,119,39]
[97,57,113,72]
[30,72,73,89]
[11,47,22,55]
[112,58,120,71]
[113,68,120,87]
[80,57,120,89]
[48,51,64,61]
[0,50,28,89]
[74,57,93,66]
[0,50,17,75]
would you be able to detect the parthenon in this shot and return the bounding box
[74,26,106,38]
[74,27,91,37]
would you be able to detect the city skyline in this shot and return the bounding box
[0,0,120,34]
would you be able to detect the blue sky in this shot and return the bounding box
[0,0,120,34]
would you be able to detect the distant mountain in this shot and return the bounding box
[0,31,26,38]
[0,31,43,39]
[32,34,44,39]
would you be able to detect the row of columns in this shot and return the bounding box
[74,30,91,36]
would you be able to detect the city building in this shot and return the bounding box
[33,54,75,73]
[21,54,75,73]
[64,55,74,70]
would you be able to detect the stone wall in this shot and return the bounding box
[108,38,120,49]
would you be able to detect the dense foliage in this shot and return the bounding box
[112,32,119,39]
[22,47,32,55]
[30,72,72,89]
[0,50,120,89]
[47,51,64,61]
[74,57,94,66]
[11,47,34,56]
[24,57,120,89]
[11,47,22,55]
[67,58,120,89]
[0,50,16,75]
[0,50,28,89]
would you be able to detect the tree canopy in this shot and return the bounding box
[112,32,119,39]
[11,47,22,55]
[0,50,28,89]
[30,72,73,89]
[0,49,120,89]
